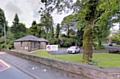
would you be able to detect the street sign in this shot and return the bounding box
[46,45,58,51]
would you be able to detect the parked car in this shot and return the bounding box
[67,46,80,53]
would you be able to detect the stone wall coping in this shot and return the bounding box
[2,49,120,79]
[4,49,120,73]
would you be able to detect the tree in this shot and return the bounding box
[76,27,84,47]
[40,12,54,39]
[11,14,28,39]
[61,14,77,38]
[29,24,39,37]
[56,23,61,38]
[29,21,45,38]
[41,0,120,63]
[32,20,37,25]
[94,19,111,47]
[0,8,7,44]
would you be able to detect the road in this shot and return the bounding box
[0,52,86,79]
[0,52,34,79]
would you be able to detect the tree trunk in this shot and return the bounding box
[98,35,102,46]
[67,25,70,38]
[82,21,94,63]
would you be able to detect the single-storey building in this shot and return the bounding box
[14,35,49,52]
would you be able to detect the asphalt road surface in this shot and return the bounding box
[0,54,33,79]
[0,52,86,79]
[49,45,120,55]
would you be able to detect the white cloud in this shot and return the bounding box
[0,0,40,28]
[0,0,68,28]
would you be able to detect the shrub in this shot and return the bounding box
[0,44,10,49]
[49,38,60,45]
[63,41,70,47]
[109,50,120,54]
[61,38,75,47]
[95,45,105,50]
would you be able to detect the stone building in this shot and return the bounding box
[14,35,49,52]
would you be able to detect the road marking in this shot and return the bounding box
[0,60,10,72]
[0,52,6,54]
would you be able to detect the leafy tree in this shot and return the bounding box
[56,23,60,38]
[94,19,111,47]
[0,8,8,45]
[76,27,84,47]
[61,14,77,38]
[32,20,37,25]
[29,24,39,37]
[41,0,120,63]
[0,8,5,37]
[11,14,28,39]
[40,12,54,39]
[29,21,45,38]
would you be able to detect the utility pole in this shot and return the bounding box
[4,22,6,44]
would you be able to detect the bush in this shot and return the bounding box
[63,41,70,47]
[95,45,105,50]
[61,38,75,47]
[49,38,60,45]
[0,44,10,49]
[109,50,120,54]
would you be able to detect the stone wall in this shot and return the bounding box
[2,50,120,79]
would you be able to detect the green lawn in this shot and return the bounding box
[32,50,120,67]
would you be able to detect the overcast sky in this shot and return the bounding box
[0,0,70,28]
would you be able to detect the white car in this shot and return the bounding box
[67,46,80,53]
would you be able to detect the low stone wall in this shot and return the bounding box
[2,50,120,79]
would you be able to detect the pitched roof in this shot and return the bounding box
[14,35,40,42]
[14,35,49,42]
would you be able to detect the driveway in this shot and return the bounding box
[49,45,120,55]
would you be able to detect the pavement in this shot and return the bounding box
[0,52,86,79]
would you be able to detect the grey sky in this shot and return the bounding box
[0,0,69,28]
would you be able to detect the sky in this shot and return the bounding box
[0,0,69,28]
[0,0,119,30]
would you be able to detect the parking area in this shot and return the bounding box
[48,46,110,55]
[49,48,83,55]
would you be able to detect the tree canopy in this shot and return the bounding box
[11,14,28,39]
[41,0,120,63]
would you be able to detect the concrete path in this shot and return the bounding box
[0,52,86,79]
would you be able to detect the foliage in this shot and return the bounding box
[55,23,61,38]
[48,38,59,45]
[40,12,54,39]
[75,27,84,47]
[111,34,120,41]
[60,38,75,47]
[29,24,39,37]
[0,8,7,37]
[109,49,120,54]
[61,14,78,38]
[11,14,28,39]
[41,0,120,63]
[95,45,105,50]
